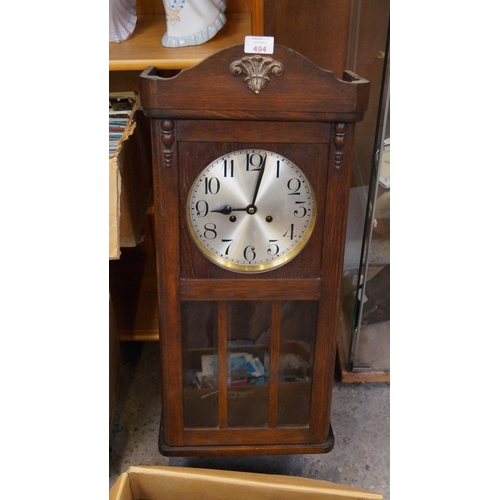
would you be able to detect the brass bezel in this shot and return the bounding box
[186,150,317,274]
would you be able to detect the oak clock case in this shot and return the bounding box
[140,45,369,456]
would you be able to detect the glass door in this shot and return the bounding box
[181,299,318,438]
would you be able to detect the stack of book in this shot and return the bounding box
[228,352,266,386]
[278,353,310,382]
[109,92,137,156]
[184,352,269,390]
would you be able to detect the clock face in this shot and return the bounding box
[187,149,317,273]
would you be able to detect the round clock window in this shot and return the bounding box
[187,149,317,273]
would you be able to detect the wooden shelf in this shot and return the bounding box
[109,13,252,71]
[110,241,161,341]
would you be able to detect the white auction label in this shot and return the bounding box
[244,36,274,54]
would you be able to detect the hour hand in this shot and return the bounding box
[211,203,251,215]
[210,205,233,215]
[210,205,247,215]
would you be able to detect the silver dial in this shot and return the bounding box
[187,149,316,273]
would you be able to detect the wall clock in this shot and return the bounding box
[140,45,369,456]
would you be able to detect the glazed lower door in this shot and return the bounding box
[181,300,318,446]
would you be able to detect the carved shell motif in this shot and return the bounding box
[230,55,284,94]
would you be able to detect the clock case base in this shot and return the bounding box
[159,420,334,457]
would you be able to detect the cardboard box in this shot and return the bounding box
[109,466,383,500]
[109,102,153,259]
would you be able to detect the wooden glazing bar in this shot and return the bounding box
[217,301,228,429]
[267,301,281,428]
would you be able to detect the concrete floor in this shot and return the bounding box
[109,341,390,499]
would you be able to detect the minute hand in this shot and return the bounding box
[251,155,267,206]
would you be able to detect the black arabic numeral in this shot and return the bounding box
[246,152,266,172]
[267,240,279,256]
[287,178,301,195]
[283,224,295,240]
[244,245,256,262]
[196,200,209,217]
[222,239,233,255]
[204,177,220,195]
[203,223,217,239]
[294,201,307,218]
[223,159,234,177]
